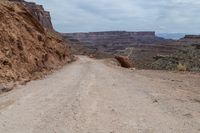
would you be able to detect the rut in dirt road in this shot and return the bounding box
[0,56,199,133]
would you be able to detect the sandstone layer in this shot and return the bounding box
[63,31,166,52]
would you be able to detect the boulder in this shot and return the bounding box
[115,56,133,68]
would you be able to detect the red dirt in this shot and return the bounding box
[0,0,73,85]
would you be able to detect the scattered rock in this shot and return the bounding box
[130,68,136,70]
[0,84,14,94]
[153,99,158,103]
[193,99,200,103]
[183,113,193,118]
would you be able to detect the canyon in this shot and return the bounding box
[0,1,199,133]
[63,31,180,68]
[63,32,200,70]
[63,31,166,52]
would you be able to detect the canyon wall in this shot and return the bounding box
[184,35,200,39]
[9,0,53,29]
[63,31,168,55]
[63,31,186,69]
[179,35,200,45]
[64,31,163,47]
[63,31,167,54]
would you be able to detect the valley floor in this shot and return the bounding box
[0,56,199,133]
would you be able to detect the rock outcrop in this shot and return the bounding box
[8,0,53,29]
[115,56,133,68]
[0,0,73,84]
[184,35,200,39]
[179,35,200,45]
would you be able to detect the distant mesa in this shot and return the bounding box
[157,33,186,40]
[179,34,200,45]
[63,31,166,52]
[184,35,200,39]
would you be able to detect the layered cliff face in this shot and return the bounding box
[184,35,200,39]
[179,35,200,45]
[0,0,73,84]
[63,31,174,68]
[63,31,166,52]
[8,0,53,29]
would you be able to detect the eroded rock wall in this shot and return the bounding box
[184,35,200,39]
[63,31,166,52]
[8,0,53,29]
[179,35,200,45]
[0,0,73,84]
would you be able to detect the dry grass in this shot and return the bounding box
[177,63,187,71]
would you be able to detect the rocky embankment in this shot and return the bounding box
[0,0,73,87]
[151,44,200,71]
[149,35,200,71]
[117,43,184,69]
[9,0,53,29]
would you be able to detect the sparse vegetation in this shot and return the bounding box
[150,44,200,72]
[177,63,187,71]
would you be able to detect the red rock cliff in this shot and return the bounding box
[0,0,73,84]
[8,0,53,29]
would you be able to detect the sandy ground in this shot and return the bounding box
[0,56,199,133]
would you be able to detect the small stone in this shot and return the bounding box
[0,84,14,94]
[153,99,158,103]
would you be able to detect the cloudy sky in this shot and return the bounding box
[28,0,200,34]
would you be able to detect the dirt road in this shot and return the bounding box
[0,56,199,133]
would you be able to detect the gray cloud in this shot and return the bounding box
[28,0,200,33]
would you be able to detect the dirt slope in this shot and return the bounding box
[0,0,73,85]
[0,56,199,133]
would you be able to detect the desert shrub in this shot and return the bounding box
[177,63,187,71]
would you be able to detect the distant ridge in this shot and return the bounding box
[157,33,186,40]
